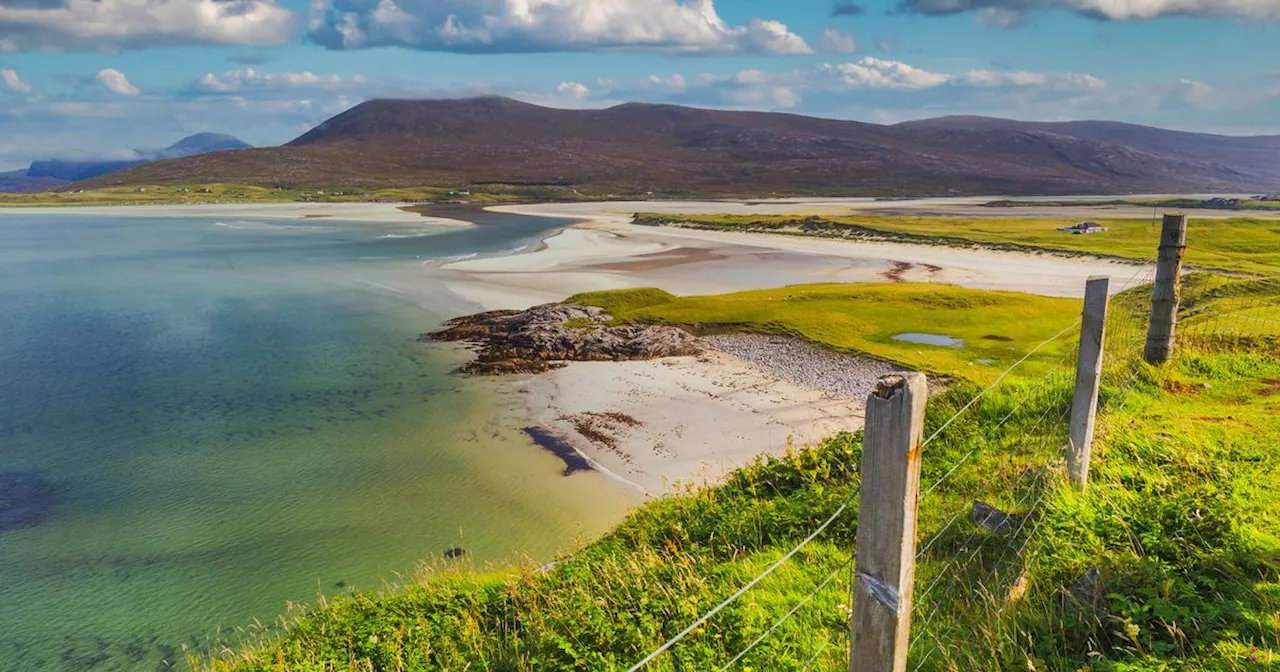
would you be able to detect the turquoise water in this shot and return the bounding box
[0,208,635,670]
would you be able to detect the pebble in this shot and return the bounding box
[700,334,904,399]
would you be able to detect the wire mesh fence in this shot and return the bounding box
[625,216,1275,672]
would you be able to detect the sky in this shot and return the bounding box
[0,0,1278,170]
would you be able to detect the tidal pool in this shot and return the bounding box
[891,332,966,348]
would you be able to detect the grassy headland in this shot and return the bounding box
[197,278,1279,671]
[634,213,1280,276]
[567,284,1081,381]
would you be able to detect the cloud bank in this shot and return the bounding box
[901,0,1280,22]
[0,0,295,52]
[307,0,812,54]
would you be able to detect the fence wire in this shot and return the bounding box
[627,229,1275,671]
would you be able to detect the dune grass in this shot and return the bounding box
[569,283,1083,381]
[635,213,1280,276]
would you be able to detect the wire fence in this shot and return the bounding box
[623,216,1275,672]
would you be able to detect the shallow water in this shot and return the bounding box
[890,332,966,348]
[0,207,635,670]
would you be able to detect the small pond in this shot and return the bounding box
[892,332,966,348]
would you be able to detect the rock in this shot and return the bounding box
[426,303,702,375]
[444,547,465,559]
[971,500,1015,534]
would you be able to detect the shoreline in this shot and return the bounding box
[496,336,893,497]
[435,202,1149,313]
[0,202,475,227]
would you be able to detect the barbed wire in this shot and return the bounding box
[717,556,852,671]
[624,484,860,671]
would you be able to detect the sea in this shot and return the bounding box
[0,206,635,670]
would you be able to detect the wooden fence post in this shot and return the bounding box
[1144,214,1188,364]
[1068,276,1110,490]
[849,372,927,672]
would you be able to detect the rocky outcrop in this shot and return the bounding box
[425,303,702,375]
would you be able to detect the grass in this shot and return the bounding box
[192,279,1279,671]
[569,283,1082,381]
[986,198,1280,212]
[634,213,1280,276]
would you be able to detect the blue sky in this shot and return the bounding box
[0,0,1278,170]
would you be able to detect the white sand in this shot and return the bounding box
[503,352,866,496]
[441,202,1149,311]
[435,197,1175,495]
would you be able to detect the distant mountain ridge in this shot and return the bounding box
[84,98,1280,196]
[1,133,251,192]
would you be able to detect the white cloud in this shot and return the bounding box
[904,0,1280,22]
[963,70,1107,90]
[0,67,30,94]
[556,81,591,100]
[0,0,296,52]
[819,58,952,90]
[645,74,689,92]
[307,0,813,55]
[191,69,366,93]
[1178,78,1214,105]
[96,68,139,96]
[821,27,858,54]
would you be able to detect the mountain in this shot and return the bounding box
[7,133,252,190]
[83,98,1280,196]
[0,169,66,194]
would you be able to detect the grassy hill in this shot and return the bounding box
[195,278,1279,671]
[78,97,1280,196]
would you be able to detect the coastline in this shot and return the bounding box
[436,201,1148,313]
[495,339,893,497]
[0,202,474,228]
[426,198,1161,496]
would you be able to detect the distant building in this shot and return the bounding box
[1059,221,1108,235]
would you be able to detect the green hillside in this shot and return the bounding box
[196,279,1279,671]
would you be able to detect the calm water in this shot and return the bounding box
[0,207,635,670]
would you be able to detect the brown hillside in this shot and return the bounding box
[86,97,1280,196]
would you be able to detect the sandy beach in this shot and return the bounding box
[498,340,896,496]
[440,201,1150,311]
[427,197,1186,496]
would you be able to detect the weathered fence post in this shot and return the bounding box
[849,372,927,672]
[1144,214,1188,364]
[1068,276,1110,490]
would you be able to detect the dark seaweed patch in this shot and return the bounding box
[522,427,594,476]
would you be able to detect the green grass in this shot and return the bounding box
[194,280,1280,671]
[635,213,1280,276]
[986,198,1280,212]
[570,283,1082,381]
